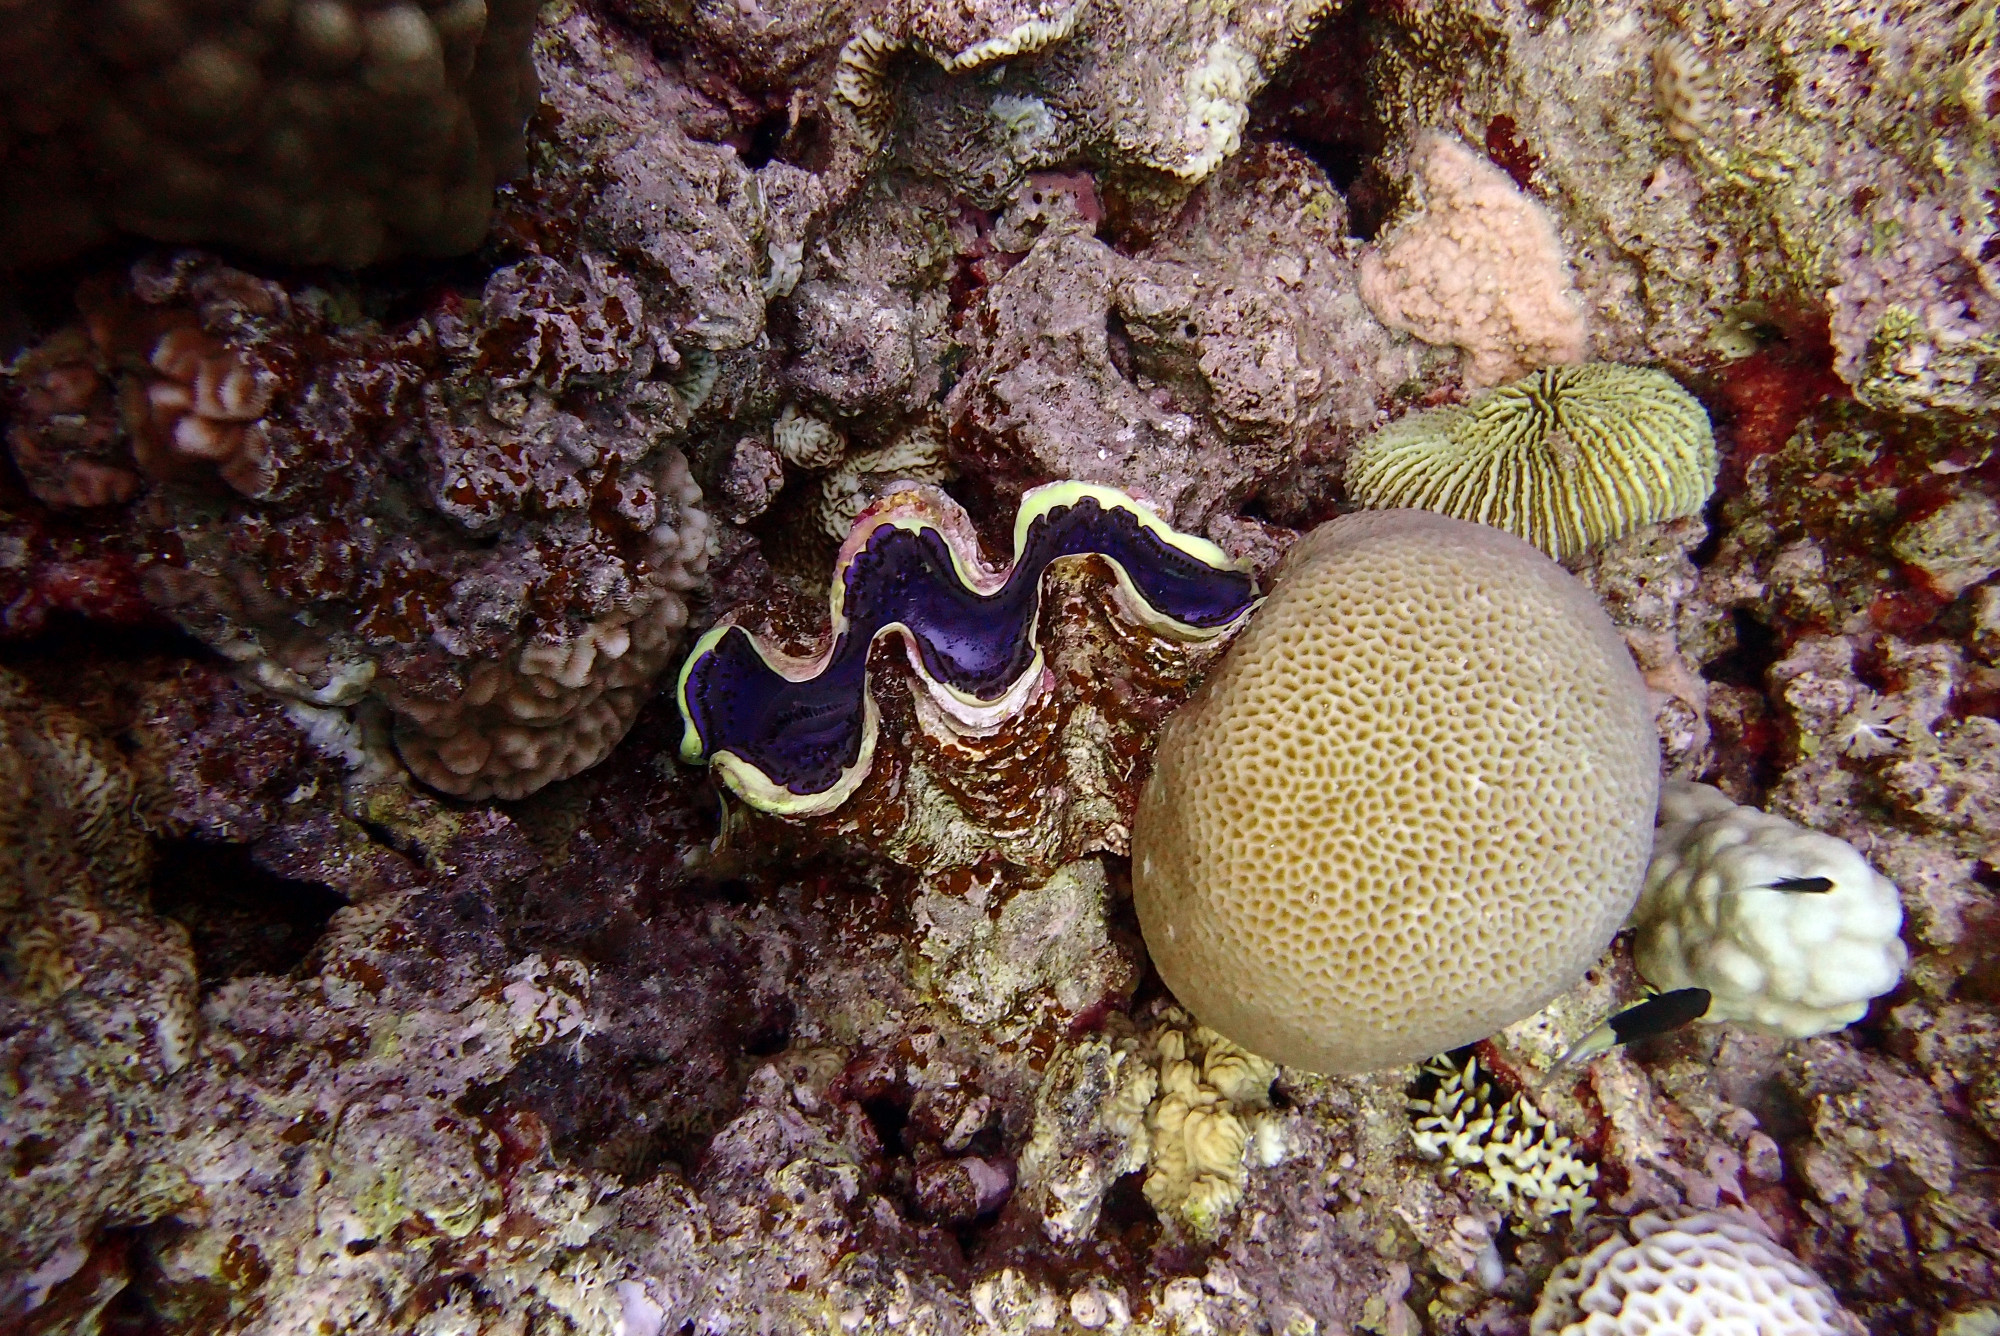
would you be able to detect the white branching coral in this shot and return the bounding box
[1408,1052,1597,1227]
[1358,133,1588,388]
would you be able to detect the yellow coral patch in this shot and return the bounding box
[1344,364,1717,561]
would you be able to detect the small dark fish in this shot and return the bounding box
[1560,988,1713,1066]
[1764,875,1835,894]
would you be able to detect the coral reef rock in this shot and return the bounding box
[5,251,715,801]
[8,0,2000,1328]
[1366,0,2000,416]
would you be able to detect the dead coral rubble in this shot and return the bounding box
[948,143,1426,531]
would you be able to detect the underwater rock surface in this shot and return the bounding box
[2,0,1998,1332]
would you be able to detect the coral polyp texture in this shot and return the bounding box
[816,0,1338,198]
[1344,364,1719,562]
[1633,780,1908,1038]
[0,0,540,266]
[1531,1207,1862,1336]
[1358,132,1587,388]
[678,480,1257,817]
[4,251,714,800]
[1132,510,1658,1073]
[0,671,195,1316]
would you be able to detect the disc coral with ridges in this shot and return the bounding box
[1344,364,1718,561]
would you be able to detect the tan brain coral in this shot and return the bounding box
[1132,510,1658,1073]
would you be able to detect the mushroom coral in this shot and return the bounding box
[1344,364,1718,562]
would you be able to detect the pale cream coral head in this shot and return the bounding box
[1634,780,1908,1038]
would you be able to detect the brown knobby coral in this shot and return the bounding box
[6,251,714,802]
[0,0,542,266]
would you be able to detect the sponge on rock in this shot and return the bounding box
[1132,510,1658,1074]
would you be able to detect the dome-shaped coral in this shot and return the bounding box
[1131,509,1658,1073]
[1633,781,1908,1037]
[1344,364,1717,561]
[1532,1207,1862,1336]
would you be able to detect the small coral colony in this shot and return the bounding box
[6,0,1993,1330]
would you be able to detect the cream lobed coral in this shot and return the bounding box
[1139,1021,1282,1236]
[1132,510,1658,1074]
[1358,133,1588,388]
[1343,364,1719,562]
[772,404,849,471]
[1408,1053,1597,1227]
[1633,781,1908,1038]
[1099,1011,1284,1238]
[1531,1206,1862,1336]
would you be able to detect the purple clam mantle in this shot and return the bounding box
[676,481,1259,815]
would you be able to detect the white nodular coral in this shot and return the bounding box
[1358,132,1587,388]
[1531,1206,1861,1336]
[1632,781,1908,1038]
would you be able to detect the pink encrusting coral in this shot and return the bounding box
[1358,132,1588,388]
